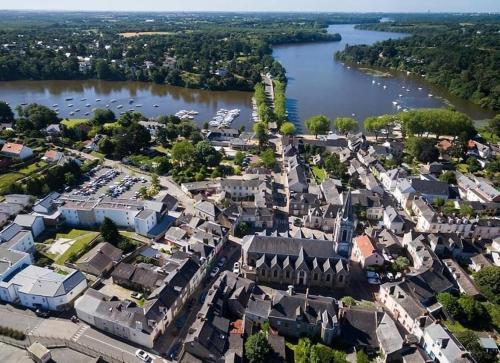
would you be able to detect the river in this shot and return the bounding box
[273,24,495,131]
[0,24,495,131]
[0,80,253,129]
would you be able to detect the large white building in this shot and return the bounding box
[0,265,87,311]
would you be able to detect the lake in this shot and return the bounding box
[273,24,496,131]
[0,24,495,132]
[0,80,253,129]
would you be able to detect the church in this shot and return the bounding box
[241,191,355,289]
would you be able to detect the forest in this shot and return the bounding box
[0,12,377,91]
[336,18,500,110]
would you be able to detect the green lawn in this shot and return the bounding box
[311,166,327,183]
[0,172,23,194]
[90,151,105,159]
[54,229,99,265]
[61,119,90,128]
[478,127,500,144]
[18,161,48,175]
[155,145,170,155]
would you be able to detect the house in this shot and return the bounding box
[0,265,86,311]
[468,253,492,272]
[111,263,166,293]
[0,229,34,282]
[374,228,403,258]
[351,190,384,220]
[320,179,343,205]
[376,313,406,362]
[394,178,449,205]
[42,150,64,163]
[206,127,239,142]
[289,193,321,217]
[380,168,408,192]
[241,235,349,289]
[262,289,340,345]
[75,242,122,276]
[13,214,45,237]
[45,124,62,136]
[352,235,384,268]
[383,206,404,234]
[77,254,203,349]
[456,173,500,203]
[422,322,472,363]
[1,142,33,159]
[194,201,221,222]
[33,192,60,214]
[181,272,256,362]
[442,259,481,298]
[287,164,308,193]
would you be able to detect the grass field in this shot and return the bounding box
[0,161,48,194]
[311,166,327,183]
[53,229,99,265]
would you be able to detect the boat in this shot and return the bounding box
[346,66,351,69]
[105,105,110,108]
[392,101,399,106]
[399,94,403,97]
[377,82,381,86]
[396,105,402,110]
[128,108,134,112]
[20,102,28,106]
[110,99,117,103]
[188,110,199,115]
[153,104,159,108]
[383,85,387,89]
[371,80,376,84]
[135,104,143,107]
[65,97,73,101]
[84,112,90,116]
[406,89,411,92]
[418,88,423,91]
[96,99,101,102]
[117,105,123,109]
[69,111,75,116]
[428,94,433,97]
[68,104,73,107]
[129,99,134,104]
[52,104,58,107]
[81,98,87,101]
[75,109,80,112]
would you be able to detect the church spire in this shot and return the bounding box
[341,189,353,221]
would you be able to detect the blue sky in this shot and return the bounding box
[2,0,499,12]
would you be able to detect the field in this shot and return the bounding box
[46,229,100,265]
[311,166,327,183]
[0,161,48,194]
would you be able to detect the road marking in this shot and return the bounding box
[71,325,89,342]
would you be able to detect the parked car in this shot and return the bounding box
[210,267,220,277]
[135,349,151,362]
[233,262,240,275]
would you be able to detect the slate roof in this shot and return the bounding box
[411,179,449,197]
[340,307,383,349]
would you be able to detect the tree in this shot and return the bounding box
[437,292,460,318]
[171,140,195,166]
[305,115,330,138]
[323,153,347,179]
[253,121,268,148]
[475,266,500,304]
[487,114,500,138]
[341,296,356,307]
[356,350,370,363]
[406,137,439,163]
[364,115,391,141]
[294,337,312,363]
[456,331,497,363]
[334,117,357,136]
[92,108,116,125]
[260,148,276,169]
[234,151,245,166]
[235,222,249,237]
[195,140,222,167]
[279,121,296,136]
[458,294,487,323]
[311,344,348,363]
[98,137,115,156]
[459,203,474,217]
[244,332,271,363]
[392,256,410,273]
[466,157,481,173]
[439,171,457,185]
[100,217,120,244]
[0,101,14,123]
[151,173,160,188]
[16,103,59,131]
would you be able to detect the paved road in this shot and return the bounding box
[0,304,166,363]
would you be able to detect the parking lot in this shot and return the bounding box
[65,166,150,200]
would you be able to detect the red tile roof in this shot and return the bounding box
[1,143,24,155]
[354,235,377,258]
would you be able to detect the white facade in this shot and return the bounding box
[422,323,470,363]
[0,266,87,311]
[134,210,157,236]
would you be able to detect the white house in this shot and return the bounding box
[0,265,87,311]
[383,206,404,234]
[134,209,157,236]
[1,143,33,160]
[352,235,384,268]
[422,322,471,363]
[13,214,45,238]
